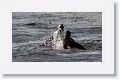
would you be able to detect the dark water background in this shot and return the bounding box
[12,12,102,62]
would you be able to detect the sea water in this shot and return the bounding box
[12,12,102,62]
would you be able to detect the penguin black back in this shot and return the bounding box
[63,31,86,50]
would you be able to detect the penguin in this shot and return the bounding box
[44,24,65,48]
[53,24,65,49]
[63,31,86,50]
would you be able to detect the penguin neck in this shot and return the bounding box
[65,35,70,39]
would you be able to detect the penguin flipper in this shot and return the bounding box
[74,43,86,50]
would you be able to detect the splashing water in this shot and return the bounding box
[12,12,102,62]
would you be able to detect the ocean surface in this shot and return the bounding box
[12,12,102,62]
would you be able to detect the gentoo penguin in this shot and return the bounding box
[63,31,86,50]
[53,24,65,49]
[44,24,65,50]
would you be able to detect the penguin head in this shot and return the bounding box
[66,31,71,37]
[58,24,64,31]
